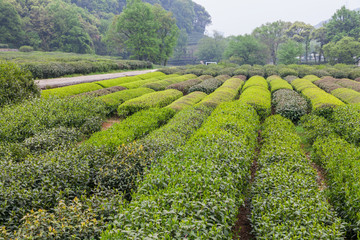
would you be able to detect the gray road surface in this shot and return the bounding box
[35,69,158,89]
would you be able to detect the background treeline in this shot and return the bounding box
[196,6,360,66]
[0,0,210,55]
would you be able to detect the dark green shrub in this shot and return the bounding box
[300,114,335,144]
[284,75,299,83]
[331,104,360,145]
[331,88,360,104]
[19,46,34,52]
[233,67,248,77]
[248,66,265,77]
[311,69,330,78]
[215,74,231,82]
[188,78,223,94]
[272,89,308,122]
[0,61,40,106]
[278,67,298,78]
[0,43,9,48]
[349,69,360,79]
[166,78,203,94]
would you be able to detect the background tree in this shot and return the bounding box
[323,36,360,65]
[252,20,291,64]
[223,35,268,65]
[173,29,188,60]
[195,31,226,62]
[0,0,24,47]
[286,21,314,62]
[325,6,360,42]
[277,40,303,65]
[311,27,328,63]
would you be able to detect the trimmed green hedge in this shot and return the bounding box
[188,77,223,94]
[313,135,360,237]
[314,77,342,93]
[95,72,167,88]
[102,101,260,239]
[291,78,317,92]
[243,75,269,91]
[251,115,344,239]
[137,71,166,80]
[98,88,155,113]
[77,86,126,97]
[269,77,293,93]
[272,89,308,122]
[197,77,244,108]
[84,108,175,149]
[166,75,212,94]
[239,76,271,120]
[334,78,360,92]
[41,83,103,98]
[117,89,183,117]
[331,104,360,145]
[331,88,360,104]
[302,74,321,82]
[166,91,207,111]
[215,74,231,82]
[142,74,197,91]
[120,74,178,89]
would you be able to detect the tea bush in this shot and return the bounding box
[292,78,317,92]
[142,74,197,91]
[98,88,155,113]
[300,114,335,144]
[334,78,360,92]
[120,75,178,89]
[166,91,207,111]
[0,61,40,106]
[313,77,342,93]
[331,88,360,104]
[302,74,321,82]
[272,89,308,122]
[243,75,268,91]
[251,115,344,239]
[41,82,103,98]
[331,104,360,145]
[215,74,231,82]
[117,89,183,117]
[268,77,293,93]
[95,76,142,88]
[77,86,126,98]
[19,46,34,52]
[188,77,223,94]
[166,78,203,94]
[284,75,299,83]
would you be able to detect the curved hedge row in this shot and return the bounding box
[331,88,360,104]
[267,75,293,93]
[84,108,175,149]
[120,74,179,89]
[331,104,360,145]
[41,82,103,98]
[117,89,183,117]
[291,78,317,92]
[239,76,271,120]
[142,74,197,91]
[166,91,207,111]
[302,74,321,82]
[102,101,260,239]
[188,77,223,94]
[334,78,360,92]
[272,89,308,122]
[197,77,244,108]
[76,86,126,97]
[313,77,342,93]
[251,115,344,239]
[166,75,212,94]
[95,72,166,88]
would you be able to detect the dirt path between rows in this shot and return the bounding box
[35,69,158,89]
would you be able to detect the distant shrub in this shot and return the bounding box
[142,74,197,91]
[248,66,265,77]
[278,67,298,78]
[77,86,126,98]
[166,78,204,95]
[355,77,360,82]
[349,69,360,80]
[233,75,247,80]
[19,46,34,52]
[95,76,142,88]
[215,74,231,82]
[284,75,299,83]
[266,75,282,82]
[188,78,223,94]
[326,68,349,79]
[120,74,178,89]
[272,89,308,122]
[311,69,330,78]
[117,89,183,117]
[218,67,236,76]
[264,64,278,77]
[233,67,248,77]
[0,61,40,106]
[291,78,317,92]
[0,43,9,48]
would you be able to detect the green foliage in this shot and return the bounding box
[300,114,335,144]
[291,78,317,92]
[314,77,342,93]
[272,89,308,122]
[239,76,271,120]
[102,101,260,239]
[166,91,207,111]
[251,115,344,239]
[0,97,108,143]
[95,76,141,88]
[0,0,24,47]
[312,135,360,237]
[98,87,155,112]
[0,61,40,106]
[197,77,244,108]
[84,108,175,148]
[331,104,360,145]
[324,37,360,65]
[303,74,321,82]
[188,77,223,94]
[41,82,104,98]
[77,86,126,98]
[117,89,182,117]
[166,78,204,94]
[195,31,227,62]
[268,77,293,93]
[333,78,360,92]
[142,74,197,91]
[224,34,268,65]
[278,67,298,78]
[331,88,360,104]
[277,40,303,64]
[19,46,34,52]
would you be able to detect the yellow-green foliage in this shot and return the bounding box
[142,74,197,91]
[197,77,244,108]
[331,88,360,104]
[95,76,142,88]
[239,76,271,120]
[117,89,183,117]
[136,71,166,80]
[243,75,268,91]
[41,83,103,98]
[302,87,344,116]
[97,88,155,112]
[303,75,321,82]
[266,75,282,82]
[166,91,207,111]
[291,78,317,92]
[120,74,178,89]
[269,78,293,93]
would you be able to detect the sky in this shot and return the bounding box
[192,0,360,37]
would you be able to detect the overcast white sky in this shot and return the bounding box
[192,0,360,36]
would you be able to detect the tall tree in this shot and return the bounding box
[286,21,314,62]
[323,37,360,65]
[325,6,360,42]
[252,20,291,64]
[311,27,328,63]
[0,0,24,47]
[223,35,268,65]
[195,31,226,62]
[277,40,303,65]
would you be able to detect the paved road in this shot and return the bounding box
[35,69,158,89]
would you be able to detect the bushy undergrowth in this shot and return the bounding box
[117,89,183,117]
[251,115,344,239]
[102,101,260,239]
[98,88,155,113]
[166,91,207,111]
[272,89,308,122]
[0,61,40,107]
